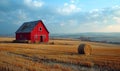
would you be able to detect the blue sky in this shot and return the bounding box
[0,0,120,34]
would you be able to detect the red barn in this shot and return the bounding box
[16,20,49,43]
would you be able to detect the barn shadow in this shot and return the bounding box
[0,40,28,44]
[0,41,13,43]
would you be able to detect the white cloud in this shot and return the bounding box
[99,17,120,32]
[24,0,44,8]
[18,10,27,19]
[13,10,31,25]
[57,2,81,15]
[103,23,120,32]
[70,0,75,3]
[92,13,99,18]
[89,9,100,13]
[70,0,79,4]
[1,0,120,34]
[113,16,120,23]
[60,23,65,26]
[59,19,77,27]
[103,19,108,24]
[68,20,78,26]
[88,9,102,19]
[112,5,120,9]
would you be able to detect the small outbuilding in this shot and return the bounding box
[15,20,49,43]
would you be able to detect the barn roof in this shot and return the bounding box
[16,20,49,33]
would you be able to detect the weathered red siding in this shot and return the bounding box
[16,33,31,40]
[31,21,49,42]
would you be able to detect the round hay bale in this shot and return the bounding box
[78,44,92,55]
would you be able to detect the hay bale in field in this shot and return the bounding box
[78,44,92,55]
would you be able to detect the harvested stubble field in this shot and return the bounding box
[0,37,120,71]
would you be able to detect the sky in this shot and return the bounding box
[0,0,120,34]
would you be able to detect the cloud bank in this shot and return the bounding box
[0,0,120,34]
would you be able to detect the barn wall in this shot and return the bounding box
[16,33,31,40]
[31,21,49,42]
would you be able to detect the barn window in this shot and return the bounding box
[39,27,42,31]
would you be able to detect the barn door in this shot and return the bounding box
[40,36,43,42]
